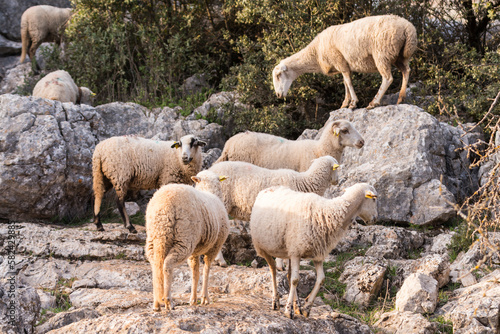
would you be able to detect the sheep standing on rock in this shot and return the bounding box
[250,183,378,319]
[19,5,73,70]
[92,135,206,233]
[209,156,340,267]
[33,70,95,105]
[145,171,229,311]
[215,119,364,171]
[272,15,417,109]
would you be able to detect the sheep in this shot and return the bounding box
[272,15,417,109]
[145,170,229,311]
[209,156,340,267]
[33,70,95,105]
[215,119,364,171]
[92,134,206,233]
[250,183,378,319]
[19,5,73,70]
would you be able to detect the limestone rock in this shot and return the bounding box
[35,307,101,334]
[339,256,387,307]
[322,105,481,225]
[412,254,450,288]
[439,269,500,333]
[0,35,22,56]
[36,290,56,309]
[0,63,31,94]
[0,280,40,334]
[374,310,437,334]
[395,273,438,314]
[180,73,209,95]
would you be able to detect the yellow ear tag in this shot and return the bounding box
[174,143,180,149]
[332,164,340,171]
[365,192,377,199]
[91,92,97,96]
[219,176,227,182]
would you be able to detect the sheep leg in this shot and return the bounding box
[200,253,215,305]
[162,244,191,311]
[284,257,300,319]
[395,60,410,104]
[115,188,137,234]
[340,80,352,109]
[340,72,358,109]
[214,250,227,267]
[260,252,280,310]
[187,255,200,306]
[302,260,325,318]
[28,38,42,72]
[368,62,393,109]
[151,240,165,311]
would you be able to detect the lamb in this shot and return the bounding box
[145,170,229,311]
[92,134,206,233]
[215,119,364,171]
[272,15,417,109]
[19,5,73,70]
[33,70,95,105]
[250,183,378,319]
[209,156,340,267]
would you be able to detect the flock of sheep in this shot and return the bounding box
[19,5,418,319]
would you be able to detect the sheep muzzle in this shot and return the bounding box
[355,139,365,148]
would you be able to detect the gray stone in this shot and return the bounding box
[439,269,500,333]
[412,254,450,288]
[423,232,455,255]
[322,105,482,225]
[395,273,438,314]
[35,307,101,334]
[36,290,56,309]
[0,35,22,56]
[192,91,248,120]
[181,73,210,95]
[374,310,437,334]
[113,202,140,216]
[0,280,40,334]
[339,256,387,307]
[0,63,31,94]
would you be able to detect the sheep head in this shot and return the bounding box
[354,184,378,225]
[272,63,297,99]
[330,120,365,149]
[171,135,207,165]
[192,170,226,200]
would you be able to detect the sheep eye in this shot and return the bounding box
[341,129,349,134]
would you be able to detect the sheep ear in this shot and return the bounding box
[332,163,340,171]
[171,142,180,149]
[195,140,207,147]
[91,92,96,96]
[280,64,287,72]
[365,191,377,199]
[331,121,341,136]
[219,175,228,182]
[191,176,201,183]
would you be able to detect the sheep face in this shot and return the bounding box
[331,120,364,149]
[357,186,378,224]
[273,63,297,98]
[80,87,96,106]
[171,135,207,165]
[192,170,227,200]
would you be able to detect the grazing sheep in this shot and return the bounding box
[33,70,95,105]
[92,134,206,233]
[250,183,378,318]
[273,15,417,109]
[210,156,340,267]
[20,5,73,70]
[215,119,364,171]
[145,170,229,311]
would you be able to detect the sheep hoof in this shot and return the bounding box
[348,102,357,109]
[128,226,138,234]
[272,299,280,310]
[96,225,105,232]
[153,306,160,312]
[367,102,379,109]
[284,307,294,319]
[302,308,310,318]
[216,260,228,267]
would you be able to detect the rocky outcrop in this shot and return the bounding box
[312,105,483,225]
[395,273,438,314]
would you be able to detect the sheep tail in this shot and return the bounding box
[20,20,30,63]
[92,152,105,217]
[402,23,418,59]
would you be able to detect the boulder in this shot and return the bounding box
[315,105,482,225]
[395,273,438,314]
[0,63,31,94]
[439,269,500,332]
[339,256,387,307]
[412,254,450,288]
[0,280,40,334]
[0,35,22,56]
[35,307,101,334]
[374,310,437,334]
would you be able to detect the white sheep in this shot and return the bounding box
[209,156,340,267]
[19,5,73,70]
[92,134,206,233]
[145,170,229,311]
[33,70,95,105]
[215,119,364,171]
[272,15,417,109]
[250,183,378,318]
